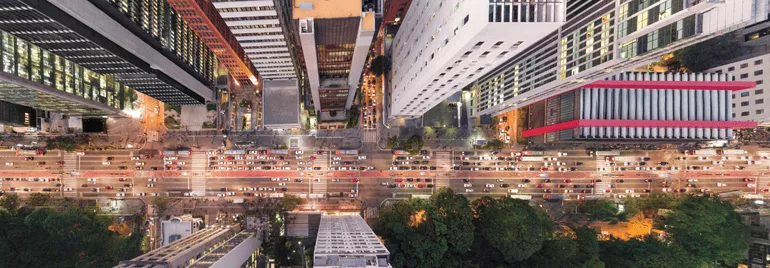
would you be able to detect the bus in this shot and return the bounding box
[691,149,718,156]
[336,150,358,155]
[393,150,411,155]
[268,149,289,155]
[509,194,532,200]
[16,149,43,156]
[592,150,621,156]
[718,149,747,155]
[520,151,544,156]
[518,156,544,162]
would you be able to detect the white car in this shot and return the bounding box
[465,189,474,193]
[102,161,111,165]
[217,193,225,198]
[496,179,505,182]
[76,152,85,156]
[358,156,367,160]
[717,183,727,187]
[116,193,125,197]
[151,193,161,197]
[558,167,568,172]
[703,166,712,170]
[687,179,698,182]
[136,192,146,196]
[131,156,140,160]
[557,152,568,156]
[333,161,341,165]
[748,160,761,165]
[282,166,291,170]
[748,183,757,188]
[697,156,708,160]
[670,166,681,171]
[164,156,177,160]
[178,162,186,165]
[227,191,236,196]
[721,156,729,160]
[165,161,173,165]
[146,184,155,187]
[740,156,751,160]
[564,189,574,193]
[625,189,634,193]
[271,178,280,181]
[508,189,519,193]
[207,151,215,155]
[557,162,566,166]
[517,184,527,188]
[278,183,286,186]
[617,194,627,199]
[624,162,633,166]
[64,188,73,192]
[87,178,97,182]
[4,162,12,166]
[548,157,557,161]
[135,162,145,166]
[599,167,608,171]
[148,178,157,182]
[463,184,473,188]
[333,157,341,160]
[712,161,724,165]
[423,156,431,159]
[295,151,304,155]
[485,184,495,188]
[407,184,414,188]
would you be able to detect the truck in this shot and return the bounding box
[336,150,358,155]
[232,198,244,204]
[162,150,176,156]
[520,151,544,156]
[268,149,289,155]
[719,149,747,155]
[610,156,637,162]
[509,194,533,200]
[545,194,568,201]
[16,149,43,156]
[176,150,191,157]
[692,149,718,156]
[224,150,246,155]
[518,156,544,162]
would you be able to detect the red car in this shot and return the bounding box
[104,186,113,190]
[535,184,543,188]
[744,178,754,182]
[350,178,360,182]
[395,178,403,182]
[399,184,405,188]
[540,167,549,171]
[118,178,126,181]
[417,184,425,188]
[563,179,572,183]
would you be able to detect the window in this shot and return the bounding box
[758,109,765,115]
[464,15,470,25]
[741,63,749,68]
[732,103,736,108]
[741,101,749,106]
[474,41,484,48]
[741,91,750,97]
[741,111,750,116]
[728,66,735,71]
[756,89,764,95]
[741,73,749,79]
[755,70,764,76]
[480,51,491,57]
[756,59,764,65]
[756,99,764,105]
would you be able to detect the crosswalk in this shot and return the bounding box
[434,177,450,188]
[312,178,327,193]
[62,153,78,174]
[191,176,206,196]
[362,130,378,143]
[435,151,452,170]
[191,152,207,171]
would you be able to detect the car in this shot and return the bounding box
[670,166,681,170]
[102,161,111,165]
[517,184,527,188]
[92,188,100,192]
[557,152,568,156]
[736,166,746,170]
[485,184,495,188]
[749,160,762,165]
[4,162,12,166]
[146,184,155,187]
[499,184,510,188]
[697,156,708,160]
[743,178,754,182]
[717,183,727,187]
[616,179,625,183]
[625,189,634,193]
[740,156,751,160]
[712,161,724,165]
[148,178,157,182]
[463,183,473,188]
[465,189,474,193]
[135,162,145,166]
[116,193,125,197]
[350,178,360,182]
[687,179,698,182]
[407,184,414,188]
[178,161,186,165]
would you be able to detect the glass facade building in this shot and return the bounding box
[0,30,128,115]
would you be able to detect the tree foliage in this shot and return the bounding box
[579,200,618,221]
[281,194,305,211]
[26,193,51,207]
[0,194,20,214]
[662,195,750,265]
[370,55,391,76]
[523,228,605,268]
[150,196,169,218]
[0,207,142,267]
[386,136,399,149]
[599,236,698,268]
[45,136,78,152]
[668,33,747,72]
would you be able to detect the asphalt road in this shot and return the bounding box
[1,148,769,208]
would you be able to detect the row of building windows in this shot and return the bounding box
[559,11,615,79]
[221,15,278,22]
[229,24,281,30]
[217,6,275,13]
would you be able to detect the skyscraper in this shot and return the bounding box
[291,0,376,116]
[389,0,568,119]
[471,0,767,118]
[0,0,225,107]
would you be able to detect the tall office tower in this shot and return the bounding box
[522,72,757,142]
[211,0,297,81]
[471,0,768,118]
[388,0,568,119]
[313,214,391,267]
[292,0,376,116]
[0,0,224,107]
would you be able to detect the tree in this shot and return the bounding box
[370,55,391,76]
[662,196,750,266]
[387,135,399,149]
[150,196,170,218]
[281,194,305,211]
[0,194,20,214]
[431,189,474,266]
[579,200,618,221]
[470,197,550,266]
[375,198,448,268]
[599,236,698,268]
[26,193,51,207]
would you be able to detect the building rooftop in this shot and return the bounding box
[292,0,362,19]
[313,215,391,267]
[188,231,260,268]
[262,79,301,129]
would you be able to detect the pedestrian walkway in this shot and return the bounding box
[312,178,327,194]
[362,130,378,143]
[62,153,78,174]
[191,152,207,172]
[435,151,452,170]
[364,206,378,219]
[191,175,206,196]
[434,177,450,188]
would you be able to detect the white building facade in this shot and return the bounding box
[708,53,770,126]
[313,215,391,267]
[212,0,298,80]
[470,0,769,118]
[389,0,568,119]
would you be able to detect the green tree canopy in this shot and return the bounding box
[26,193,51,207]
[599,236,698,268]
[431,188,474,266]
[370,55,391,76]
[579,200,618,221]
[470,197,550,266]
[281,194,305,211]
[0,194,20,214]
[663,196,750,265]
